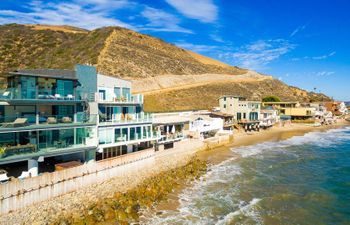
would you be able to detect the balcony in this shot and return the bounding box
[97,94,144,104]
[0,114,97,132]
[158,132,185,144]
[0,127,97,163]
[99,113,152,126]
[0,88,90,102]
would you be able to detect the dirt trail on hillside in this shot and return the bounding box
[131,71,273,95]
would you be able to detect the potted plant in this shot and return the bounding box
[0,146,6,158]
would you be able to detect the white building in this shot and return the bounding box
[218,96,261,121]
[189,115,223,139]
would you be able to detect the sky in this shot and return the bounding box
[0,0,349,100]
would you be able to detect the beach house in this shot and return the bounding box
[75,65,157,160]
[262,101,316,120]
[0,68,98,178]
[218,96,261,121]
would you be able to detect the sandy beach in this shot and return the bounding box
[0,120,348,225]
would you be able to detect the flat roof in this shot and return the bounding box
[9,69,77,80]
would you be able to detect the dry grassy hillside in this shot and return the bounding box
[97,29,245,78]
[144,79,331,112]
[0,24,246,78]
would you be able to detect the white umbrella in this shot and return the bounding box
[171,125,175,133]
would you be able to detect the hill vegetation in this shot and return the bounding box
[0,23,331,111]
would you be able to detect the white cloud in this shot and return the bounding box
[291,51,336,61]
[0,0,133,30]
[140,7,192,33]
[315,71,335,77]
[222,39,296,70]
[290,24,307,37]
[165,0,218,23]
[210,34,224,43]
[311,51,336,60]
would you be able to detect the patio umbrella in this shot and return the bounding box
[171,125,175,133]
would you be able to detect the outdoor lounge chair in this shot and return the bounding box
[1,118,29,128]
[61,117,72,123]
[54,94,63,99]
[66,94,74,100]
[47,117,57,124]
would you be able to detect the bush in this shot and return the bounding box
[262,95,281,102]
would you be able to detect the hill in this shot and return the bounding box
[0,23,331,111]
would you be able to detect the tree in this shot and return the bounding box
[262,96,281,102]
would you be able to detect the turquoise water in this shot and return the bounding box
[147,127,350,225]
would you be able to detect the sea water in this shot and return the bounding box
[146,127,350,225]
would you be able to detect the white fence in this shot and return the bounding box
[0,149,155,215]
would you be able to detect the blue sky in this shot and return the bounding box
[0,0,349,100]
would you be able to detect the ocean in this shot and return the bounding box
[144,127,350,225]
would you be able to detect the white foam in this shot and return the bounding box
[233,126,350,158]
[215,198,262,225]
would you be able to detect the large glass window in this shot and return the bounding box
[122,87,131,100]
[20,76,36,99]
[130,127,136,140]
[122,128,129,141]
[38,78,56,98]
[99,129,113,144]
[99,90,106,100]
[56,80,74,98]
[115,128,122,142]
[136,127,141,139]
[114,87,121,98]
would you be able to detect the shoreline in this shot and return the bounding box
[0,121,348,225]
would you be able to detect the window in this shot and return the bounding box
[21,76,36,99]
[99,90,106,100]
[114,87,121,98]
[223,104,226,109]
[130,127,136,140]
[243,113,246,119]
[122,87,131,100]
[237,113,242,120]
[223,97,226,101]
[56,80,73,97]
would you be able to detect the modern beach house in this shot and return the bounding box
[93,72,156,160]
[0,68,98,178]
[0,64,156,178]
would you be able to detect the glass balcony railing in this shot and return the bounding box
[98,94,143,104]
[99,113,152,125]
[0,127,97,162]
[0,114,97,130]
[0,88,91,101]
[158,132,185,143]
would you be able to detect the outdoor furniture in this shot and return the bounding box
[1,118,29,128]
[66,94,74,100]
[2,91,10,98]
[61,117,72,123]
[47,117,57,124]
[0,170,9,182]
[54,94,63,99]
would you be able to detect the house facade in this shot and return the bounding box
[75,65,157,161]
[219,96,261,121]
[0,68,98,178]
[0,64,157,178]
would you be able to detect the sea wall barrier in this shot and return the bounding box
[0,148,155,215]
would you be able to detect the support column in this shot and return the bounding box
[35,105,39,125]
[28,159,38,177]
[127,145,133,153]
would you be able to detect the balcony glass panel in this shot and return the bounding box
[21,76,36,99]
[0,128,96,161]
